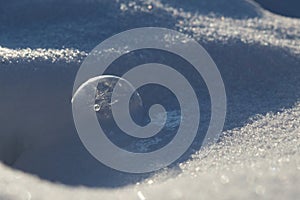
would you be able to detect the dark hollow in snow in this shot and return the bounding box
[0,41,299,188]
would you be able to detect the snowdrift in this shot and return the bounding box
[0,0,299,199]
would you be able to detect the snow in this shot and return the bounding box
[254,0,300,18]
[1,103,299,199]
[0,0,299,199]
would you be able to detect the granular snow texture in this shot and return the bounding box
[0,0,299,199]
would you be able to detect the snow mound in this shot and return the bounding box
[1,102,299,199]
[254,0,300,18]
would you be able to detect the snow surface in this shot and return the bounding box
[0,0,299,199]
[254,0,300,18]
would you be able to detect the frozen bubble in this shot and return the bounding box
[72,75,147,148]
[93,75,145,126]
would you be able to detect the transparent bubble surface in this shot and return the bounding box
[92,75,145,124]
